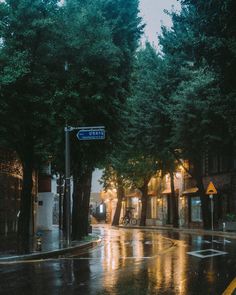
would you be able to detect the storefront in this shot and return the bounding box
[182,187,203,228]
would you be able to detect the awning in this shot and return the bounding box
[161,188,179,195]
[148,191,157,197]
[161,188,171,194]
[182,187,198,195]
[126,189,142,198]
[126,193,137,198]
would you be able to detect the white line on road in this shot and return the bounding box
[187,249,228,258]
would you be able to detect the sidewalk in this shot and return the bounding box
[118,224,236,239]
[0,225,101,262]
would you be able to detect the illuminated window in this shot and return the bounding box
[191,197,202,222]
[99,204,104,213]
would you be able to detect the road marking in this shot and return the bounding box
[187,249,228,258]
[202,239,231,244]
[212,239,231,244]
[0,243,177,265]
[0,259,54,265]
[0,256,154,264]
[144,241,152,245]
[224,240,232,244]
[212,240,222,244]
[0,237,178,265]
[222,277,236,295]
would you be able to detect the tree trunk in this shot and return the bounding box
[193,159,211,229]
[72,168,93,240]
[140,179,149,226]
[170,170,179,228]
[18,158,33,253]
[112,178,124,226]
[72,168,79,240]
[82,170,92,235]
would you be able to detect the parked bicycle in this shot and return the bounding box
[120,207,137,225]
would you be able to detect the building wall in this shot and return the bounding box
[98,158,236,228]
[0,149,23,236]
[36,164,55,230]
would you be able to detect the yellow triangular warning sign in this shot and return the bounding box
[206,181,217,195]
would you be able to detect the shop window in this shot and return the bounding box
[233,159,236,170]
[209,155,218,174]
[191,197,202,222]
[219,155,229,172]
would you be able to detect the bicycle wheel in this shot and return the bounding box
[124,217,129,225]
[131,218,137,225]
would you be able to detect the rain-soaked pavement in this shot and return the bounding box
[0,225,236,295]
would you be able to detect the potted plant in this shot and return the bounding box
[223,213,236,231]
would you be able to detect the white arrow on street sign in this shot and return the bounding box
[76,127,105,140]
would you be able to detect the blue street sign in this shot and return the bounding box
[77,128,105,140]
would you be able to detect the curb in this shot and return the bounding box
[117,225,236,239]
[0,237,102,262]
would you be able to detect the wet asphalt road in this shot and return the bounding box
[0,225,236,295]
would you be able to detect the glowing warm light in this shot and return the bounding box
[99,204,104,213]
[175,172,181,179]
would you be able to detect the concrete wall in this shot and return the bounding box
[36,192,55,230]
[91,169,103,193]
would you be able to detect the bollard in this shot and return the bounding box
[36,236,42,251]
[222,222,226,232]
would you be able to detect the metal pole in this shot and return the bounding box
[65,126,71,246]
[58,174,62,230]
[210,194,214,231]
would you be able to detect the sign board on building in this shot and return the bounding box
[206,181,217,195]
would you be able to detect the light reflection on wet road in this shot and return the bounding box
[0,225,236,295]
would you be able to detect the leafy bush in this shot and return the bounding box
[226,213,236,222]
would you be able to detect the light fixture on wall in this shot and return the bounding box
[157,196,162,203]
[180,195,184,202]
[175,172,182,179]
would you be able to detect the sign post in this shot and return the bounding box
[209,194,214,231]
[64,125,105,245]
[206,181,217,231]
[64,126,73,246]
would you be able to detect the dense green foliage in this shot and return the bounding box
[160,0,236,227]
[0,0,62,250]
[0,0,235,237]
[105,0,236,228]
[0,0,143,242]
